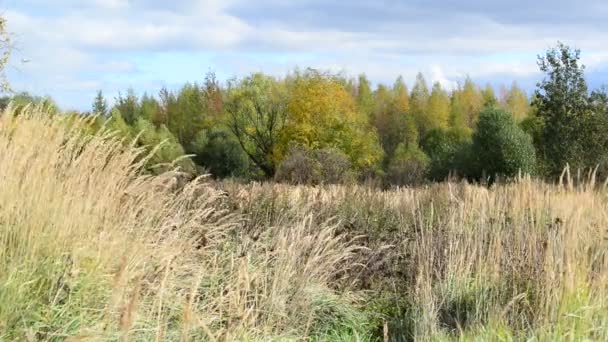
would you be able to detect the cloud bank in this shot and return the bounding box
[4,0,608,109]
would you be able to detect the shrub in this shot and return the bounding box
[134,117,196,173]
[275,146,355,185]
[470,108,536,181]
[191,127,250,178]
[385,143,429,186]
[421,128,472,181]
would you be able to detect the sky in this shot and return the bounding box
[3,0,608,110]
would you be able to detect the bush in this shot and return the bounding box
[471,108,536,181]
[134,117,196,174]
[275,146,355,185]
[385,143,429,186]
[421,128,472,181]
[0,92,58,115]
[191,127,250,178]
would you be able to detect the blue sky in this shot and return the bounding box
[3,0,608,110]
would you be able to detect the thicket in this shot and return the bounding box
[6,43,607,185]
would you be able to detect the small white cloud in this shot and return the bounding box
[429,65,458,91]
[92,0,130,11]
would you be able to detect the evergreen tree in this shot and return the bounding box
[92,90,108,116]
[115,88,139,125]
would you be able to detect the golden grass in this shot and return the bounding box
[223,179,608,340]
[0,106,358,341]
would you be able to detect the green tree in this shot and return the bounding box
[134,117,195,173]
[155,87,173,127]
[356,74,374,118]
[471,108,536,181]
[107,108,132,139]
[225,73,288,177]
[532,42,608,176]
[590,86,608,112]
[115,88,139,125]
[169,83,207,149]
[372,84,416,163]
[92,90,108,116]
[139,93,159,122]
[410,72,430,134]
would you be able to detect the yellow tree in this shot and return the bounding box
[459,77,484,128]
[449,90,473,137]
[372,84,393,145]
[501,81,530,122]
[426,82,450,131]
[481,83,498,108]
[372,84,414,160]
[392,75,410,113]
[283,70,383,170]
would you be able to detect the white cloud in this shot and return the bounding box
[92,0,130,11]
[4,0,608,109]
[429,66,458,91]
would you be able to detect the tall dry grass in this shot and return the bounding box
[0,105,360,341]
[223,178,608,340]
[3,104,608,341]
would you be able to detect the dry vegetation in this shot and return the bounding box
[1,105,608,340]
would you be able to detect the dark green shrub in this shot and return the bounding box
[191,128,250,178]
[471,108,536,181]
[421,128,471,181]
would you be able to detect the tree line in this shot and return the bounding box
[4,43,608,185]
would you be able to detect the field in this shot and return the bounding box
[1,107,608,341]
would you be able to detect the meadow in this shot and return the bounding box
[1,106,607,341]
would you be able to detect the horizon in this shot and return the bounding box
[3,0,608,110]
